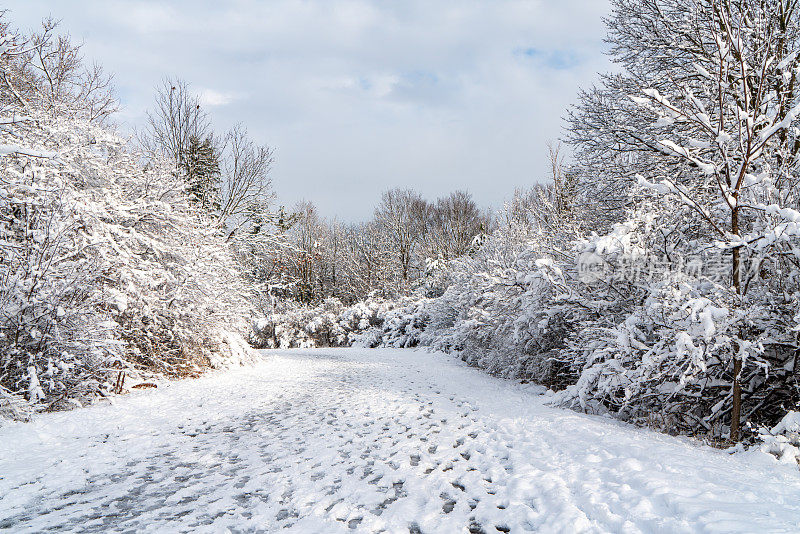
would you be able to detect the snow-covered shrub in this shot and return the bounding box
[0,23,253,412]
[252,295,430,349]
[0,385,33,423]
[0,114,253,410]
[372,297,429,348]
[414,188,585,386]
[546,182,800,441]
[252,298,344,349]
[556,277,739,427]
[758,412,800,464]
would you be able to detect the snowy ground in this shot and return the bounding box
[2,348,800,533]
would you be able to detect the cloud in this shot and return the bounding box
[3,0,614,221]
[198,89,240,108]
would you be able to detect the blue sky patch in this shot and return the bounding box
[515,47,581,70]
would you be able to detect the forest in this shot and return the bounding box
[3,0,800,463]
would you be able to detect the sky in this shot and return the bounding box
[5,0,613,221]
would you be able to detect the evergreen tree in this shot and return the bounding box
[182,135,221,211]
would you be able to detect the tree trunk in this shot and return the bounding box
[730,207,742,442]
[730,356,742,442]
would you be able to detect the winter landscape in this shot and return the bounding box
[3,0,800,532]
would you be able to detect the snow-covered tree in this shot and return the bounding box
[183,134,221,210]
[561,0,800,441]
[0,14,253,414]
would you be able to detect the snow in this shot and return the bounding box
[693,63,712,80]
[774,411,800,435]
[759,102,800,142]
[759,411,800,465]
[0,144,57,158]
[2,348,800,533]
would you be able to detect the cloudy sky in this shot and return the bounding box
[5,0,612,221]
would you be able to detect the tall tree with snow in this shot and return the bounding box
[568,0,800,441]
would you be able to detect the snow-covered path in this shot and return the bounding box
[2,348,800,533]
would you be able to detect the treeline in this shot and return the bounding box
[134,78,491,308]
[271,189,489,305]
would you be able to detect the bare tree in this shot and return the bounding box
[291,201,324,303]
[140,77,210,169]
[220,123,275,223]
[548,142,577,216]
[374,188,429,284]
[425,191,485,262]
[342,220,389,300]
[78,62,117,123]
